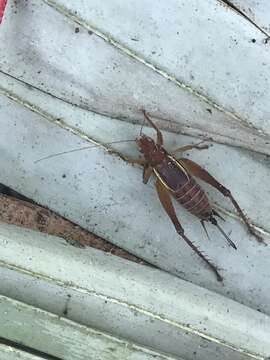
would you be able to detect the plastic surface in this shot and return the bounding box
[0,88,270,315]
[0,224,269,359]
[1,1,270,359]
[0,294,176,360]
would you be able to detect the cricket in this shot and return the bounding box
[36,110,263,281]
[125,110,263,281]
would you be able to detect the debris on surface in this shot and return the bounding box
[0,193,149,266]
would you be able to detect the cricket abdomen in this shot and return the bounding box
[154,156,212,220]
[175,177,212,219]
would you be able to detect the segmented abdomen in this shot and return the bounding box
[154,155,212,220]
[175,177,212,220]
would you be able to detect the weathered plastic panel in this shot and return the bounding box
[0,344,44,360]
[48,0,270,139]
[0,83,270,315]
[1,1,270,359]
[0,294,176,360]
[0,224,269,360]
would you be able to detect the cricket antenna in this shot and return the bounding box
[34,139,136,163]
[140,110,146,136]
[210,216,237,250]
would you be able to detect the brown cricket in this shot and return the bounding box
[125,110,263,281]
[36,110,263,281]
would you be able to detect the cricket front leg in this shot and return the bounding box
[178,158,264,243]
[143,165,153,184]
[125,156,152,184]
[142,110,163,145]
[155,179,223,281]
[124,156,146,166]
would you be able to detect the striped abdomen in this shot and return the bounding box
[154,155,212,220]
[174,176,212,220]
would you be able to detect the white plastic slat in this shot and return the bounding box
[0,294,177,360]
[0,224,269,360]
[0,344,44,360]
[44,0,270,147]
[1,75,270,311]
[0,89,270,316]
[0,0,269,154]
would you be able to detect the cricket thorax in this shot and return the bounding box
[154,156,190,192]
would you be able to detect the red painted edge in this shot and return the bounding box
[0,0,8,24]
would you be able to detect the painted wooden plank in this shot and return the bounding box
[0,344,44,360]
[0,224,269,360]
[0,295,177,360]
[0,0,269,154]
[0,80,270,316]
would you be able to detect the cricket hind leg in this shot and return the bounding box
[178,158,264,243]
[155,180,223,281]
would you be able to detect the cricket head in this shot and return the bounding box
[136,135,165,165]
[136,135,156,159]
